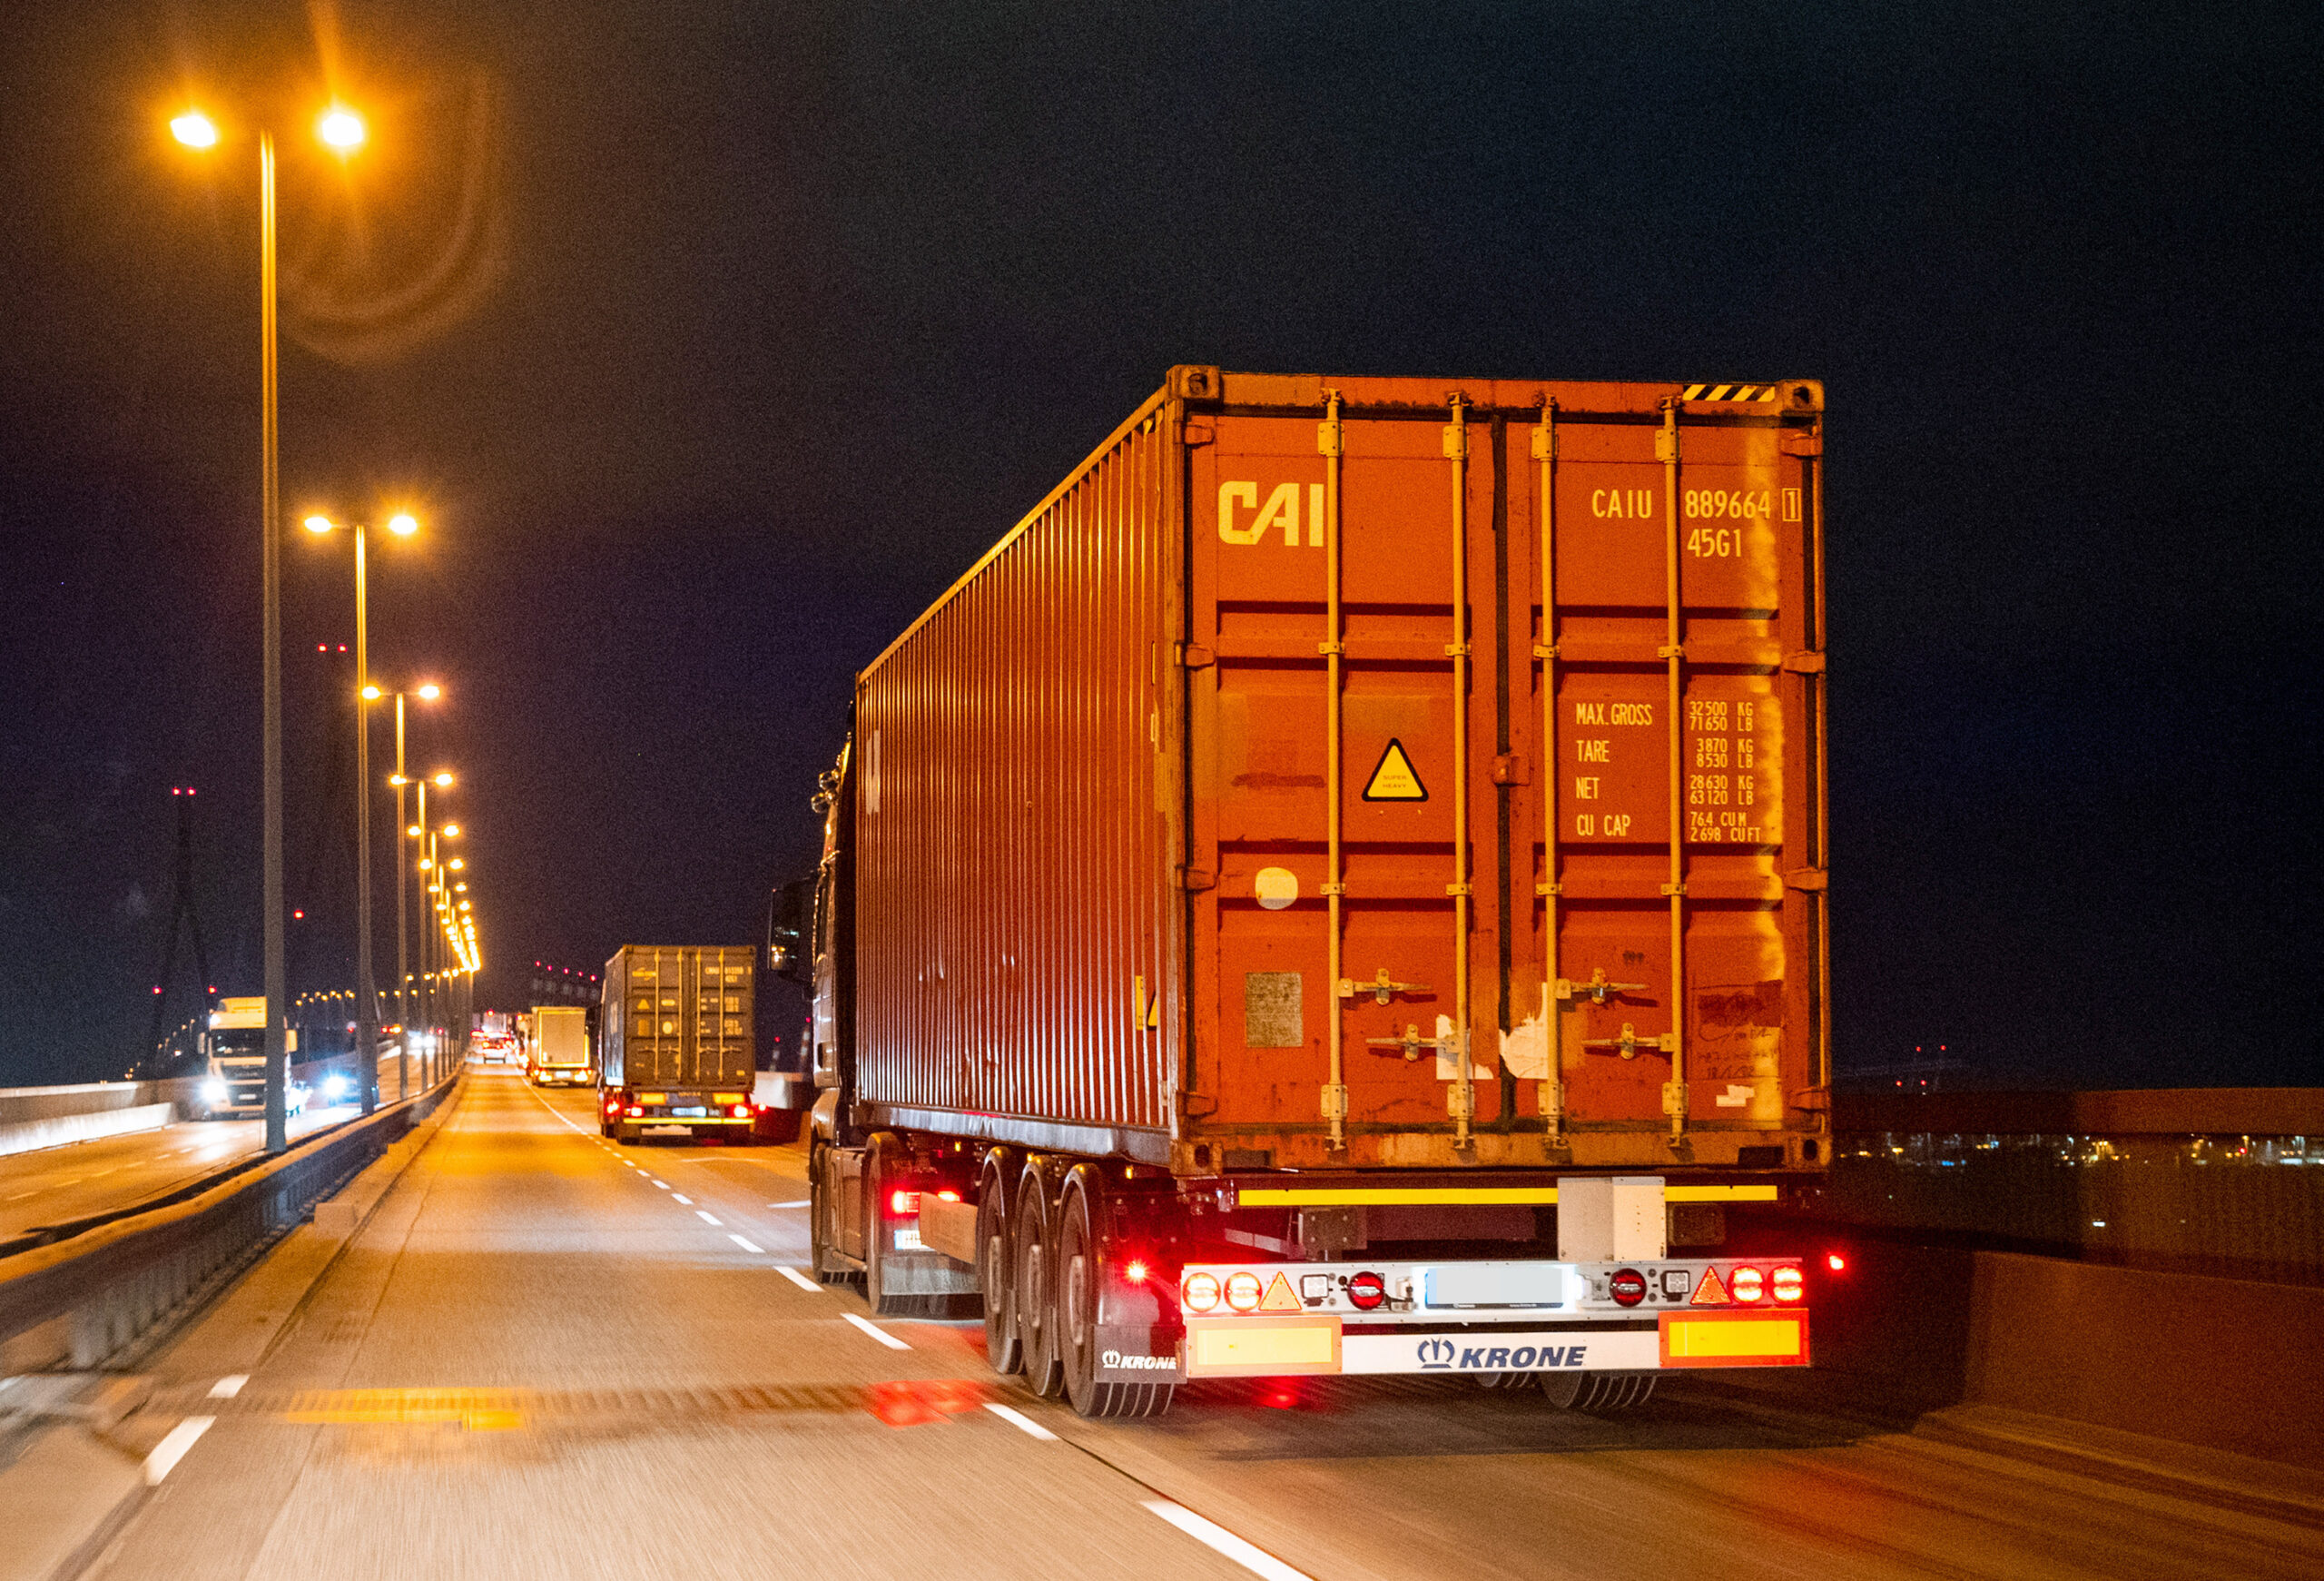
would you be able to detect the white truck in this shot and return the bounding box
[189,996,304,1120]
[527,1004,593,1087]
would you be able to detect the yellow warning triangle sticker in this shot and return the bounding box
[1362,738,1428,802]
[1691,1265,1728,1305]
[1259,1271,1301,1312]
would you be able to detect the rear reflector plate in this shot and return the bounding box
[1184,1315,1341,1378]
[1659,1309,1809,1367]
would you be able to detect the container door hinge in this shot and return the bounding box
[1176,866,1216,892]
[1780,430,1823,457]
[1181,417,1216,447]
[1655,428,1679,464]
[1491,752,1528,786]
[1783,867,1828,892]
[1175,643,1215,669]
[1585,1023,1678,1060]
[1781,649,1826,674]
[1447,1081,1476,1122]
[1319,1084,1348,1122]
[1661,1081,1689,1116]
[1788,1087,1831,1112]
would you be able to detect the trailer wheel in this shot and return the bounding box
[1057,1170,1175,1419]
[1012,1161,1064,1398]
[977,1150,1021,1375]
[1541,1371,1658,1413]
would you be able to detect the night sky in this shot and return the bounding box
[2,3,2317,1090]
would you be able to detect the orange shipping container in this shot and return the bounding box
[845,367,1827,1176]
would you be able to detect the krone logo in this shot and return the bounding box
[1101,1349,1176,1370]
[1416,1338,1456,1369]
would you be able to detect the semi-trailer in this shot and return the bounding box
[794,367,1831,1418]
[597,945,760,1142]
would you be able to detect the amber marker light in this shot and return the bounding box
[387,512,419,537]
[432,772,454,787]
[317,106,366,151]
[303,514,335,535]
[171,111,220,148]
[441,824,460,837]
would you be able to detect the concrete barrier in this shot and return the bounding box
[1812,1235,2324,1468]
[0,1104,173,1161]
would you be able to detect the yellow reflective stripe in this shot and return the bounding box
[1236,1183,1779,1207]
[1663,1317,1803,1359]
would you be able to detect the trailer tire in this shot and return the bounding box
[1013,1160,1064,1398]
[977,1150,1022,1375]
[1541,1371,1658,1413]
[1056,1170,1175,1419]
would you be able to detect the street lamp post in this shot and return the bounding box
[171,103,368,1154]
[309,515,419,1115]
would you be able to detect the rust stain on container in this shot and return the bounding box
[851,370,1828,1173]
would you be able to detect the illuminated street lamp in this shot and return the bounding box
[169,96,374,1154]
[303,514,422,1113]
[384,678,443,1096]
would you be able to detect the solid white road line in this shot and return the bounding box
[208,1375,248,1400]
[777,1266,822,1292]
[1142,1501,1315,1581]
[143,1417,215,1486]
[767,1200,810,1209]
[729,1234,764,1253]
[984,1402,1058,1441]
[695,1210,724,1226]
[842,1312,911,1350]
[674,1194,694,1205]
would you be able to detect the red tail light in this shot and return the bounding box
[625,1105,643,1118]
[1772,1266,1805,1302]
[889,1189,920,1217]
[1729,1266,1766,1302]
[1346,1271,1386,1310]
[1825,1252,1847,1273]
[730,1104,750,1118]
[1225,1271,1263,1312]
[1182,1272,1221,1313]
[936,1189,961,1202]
[1124,1260,1150,1284]
[1610,1269,1648,1308]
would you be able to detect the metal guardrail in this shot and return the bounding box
[0,1073,458,1369]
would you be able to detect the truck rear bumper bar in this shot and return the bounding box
[1167,1309,1807,1382]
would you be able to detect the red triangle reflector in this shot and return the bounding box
[1691,1265,1728,1305]
[1259,1271,1301,1312]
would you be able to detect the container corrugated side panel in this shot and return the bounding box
[854,397,1177,1141]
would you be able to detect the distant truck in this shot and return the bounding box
[597,946,760,1142]
[189,995,302,1121]
[527,1004,593,1087]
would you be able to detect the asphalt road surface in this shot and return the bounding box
[91,1071,2320,1581]
[0,1108,355,1239]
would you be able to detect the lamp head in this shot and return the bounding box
[417,683,441,701]
[387,512,419,537]
[302,514,335,536]
[171,111,220,149]
[318,106,366,152]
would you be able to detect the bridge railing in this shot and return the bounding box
[1817,1088,2324,1286]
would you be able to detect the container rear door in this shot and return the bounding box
[1186,380,1826,1168]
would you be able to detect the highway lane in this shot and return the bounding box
[0,1106,358,1239]
[94,1070,2320,1581]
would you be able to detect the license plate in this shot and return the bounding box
[643,1125,692,1137]
[672,1106,707,1118]
[894,1226,923,1250]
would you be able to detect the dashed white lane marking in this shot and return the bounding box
[694,1210,724,1227]
[4,1191,38,1201]
[652,1180,672,1190]
[842,1312,911,1350]
[984,1402,1058,1440]
[143,1417,215,1486]
[728,1234,764,1253]
[208,1375,248,1400]
[777,1266,822,1293]
[673,1194,694,1205]
[1142,1500,1315,1581]
[767,1200,810,1209]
